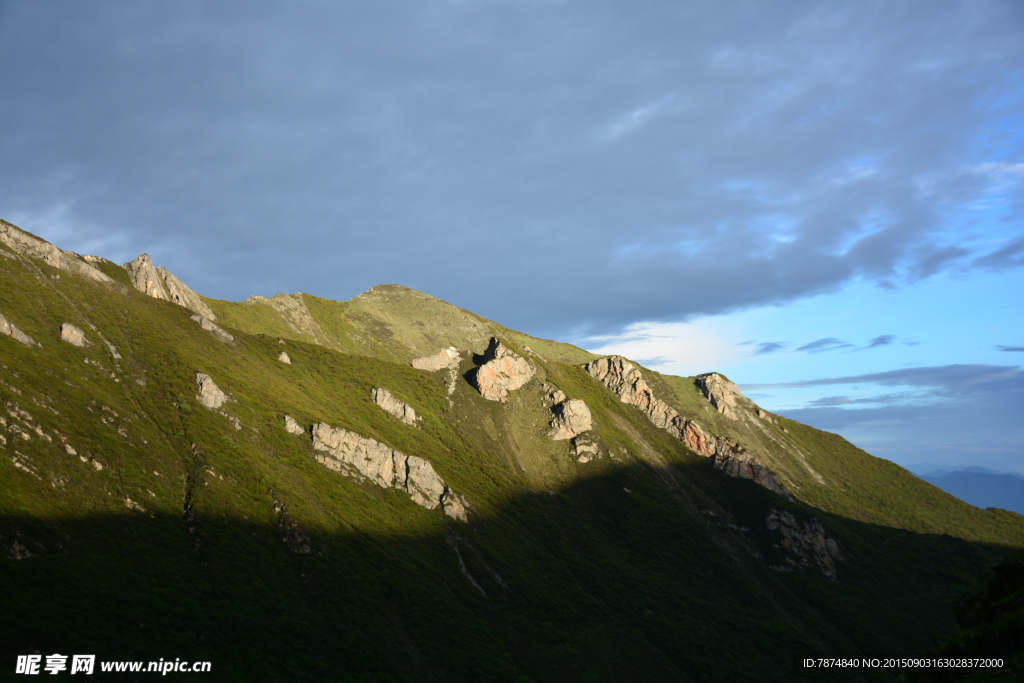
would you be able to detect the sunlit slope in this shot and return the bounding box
[203,284,597,364]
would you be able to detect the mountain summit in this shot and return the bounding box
[2,218,1022,681]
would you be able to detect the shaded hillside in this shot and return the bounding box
[2,218,1023,681]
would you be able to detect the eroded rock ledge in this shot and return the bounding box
[311,423,467,521]
[411,347,461,372]
[371,387,419,426]
[585,356,787,495]
[472,338,535,402]
[0,313,37,347]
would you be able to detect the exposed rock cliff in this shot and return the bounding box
[695,373,744,418]
[123,254,216,320]
[586,356,787,495]
[0,220,113,282]
[472,338,535,402]
[765,508,842,580]
[311,423,466,521]
[411,347,461,371]
[372,387,419,426]
[548,398,592,440]
[0,313,37,347]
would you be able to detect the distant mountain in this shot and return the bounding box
[3,218,1024,681]
[920,470,1024,515]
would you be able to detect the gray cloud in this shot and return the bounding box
[1,1,1022,337]
[796,337,853,353]
[775,365,1024,470]
[867,335,895,348]
[754,342,788,355]
[997,345,1024,352]
[744,363,1022,394]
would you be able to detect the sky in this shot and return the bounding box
[1,1,1022,473]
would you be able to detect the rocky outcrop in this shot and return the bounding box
[195,372,228,409]
[586,355,713,452]
[411,347,461,372]
[0,220,112,282]
[472,338,535,402]
[371,387,419,426]
[765,509,841,580]
[548,398,592,440]
[711,446,788,497]
[123,254,216,320]
[586,356,788,495]
[277,351,291,364]
[60,323,89,347]
[311,423,466,521]
[0,313,37,347]
[283,415,305,435]
[695,373,744,418]
[190,314,234,343]
[572,436,600,463]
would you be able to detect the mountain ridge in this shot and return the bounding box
[2,217,1022,681]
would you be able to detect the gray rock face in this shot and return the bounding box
[766,509,841,580]
[411,347,461,372]
[548,398,592,440]
[311,423,466,521]
[586,355,788,495]
[283,415,305,435]
[711,445,789,497]
[0,313,37,347]
[124,254,216,320]
[472,338,535,402]
[0,220,112,282]
[60,323,89,348]
[695,373,745,418]
[371,387,419,426]
[195,372,228,409]
[189,314,234,343]
[278,351,291,364]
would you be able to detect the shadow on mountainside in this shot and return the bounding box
[2,462,1017,683]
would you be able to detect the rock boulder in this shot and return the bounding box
[195,372,228,409]
[60,323,89,348]
[284,415,305,435]
[472,338,535,402]
[548,398,592,440]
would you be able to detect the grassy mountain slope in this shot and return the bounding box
[1,221,1022,681]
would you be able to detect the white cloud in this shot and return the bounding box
[581,318,742,376]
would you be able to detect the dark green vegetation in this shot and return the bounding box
[1,223,1022,681]
[908,551,1024,682]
